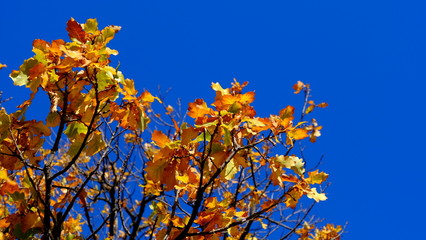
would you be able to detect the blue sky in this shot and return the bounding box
[1,1,425,239]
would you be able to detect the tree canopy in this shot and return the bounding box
[0,18,342,240]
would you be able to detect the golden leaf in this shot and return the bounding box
[287,128,309,140]
[306,170,329,184]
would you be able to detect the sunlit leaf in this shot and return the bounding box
[187,99,213,118]
[306,188,327,202]
[66,18,87,43]
[287,128,309,140]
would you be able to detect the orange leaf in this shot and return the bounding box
[141,90,160,103]
[22,212,43,233]
[187,99,213,118]
[279,106,295,119]
[284,188,303,209]
[181,127,199,145]
[317,102,328,108]
[32,39,50,52]
[261,200,278,212]
[292,81,305,94]
[151,130,170,147]
[0,218,10,228]
[0,181,19,195]
[239,91,255,104]
[145,158,168,182]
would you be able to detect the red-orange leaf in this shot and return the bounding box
[317,102,328,108]
[66,18,87,43]
[0,181,19,195]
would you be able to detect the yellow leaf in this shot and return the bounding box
[306,170,329,184]
[306,188,327,202]
[275,155,305,175]
[284,188,303,209]
[176,174,189,184]
[222,158,238,180]
[260,220,268,229]
[122,79,138,96]
[205,197,218,209]
[211,82,229,95]
[287,128,309,140]
[305,105,315,114]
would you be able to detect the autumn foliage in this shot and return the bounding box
[0,19,342,239]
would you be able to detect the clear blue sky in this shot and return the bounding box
[1,1,425,239]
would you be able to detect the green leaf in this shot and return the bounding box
[228,102,241,113]
[96,68,114,90]
[64,122,87,138]
[193,131,212,143]
[68,140,81,158]
[9,191,25,201]
[84,18,98,34]
[32,49,48,65]
[223,127,232,146]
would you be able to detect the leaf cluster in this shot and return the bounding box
[0,19,342,240]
